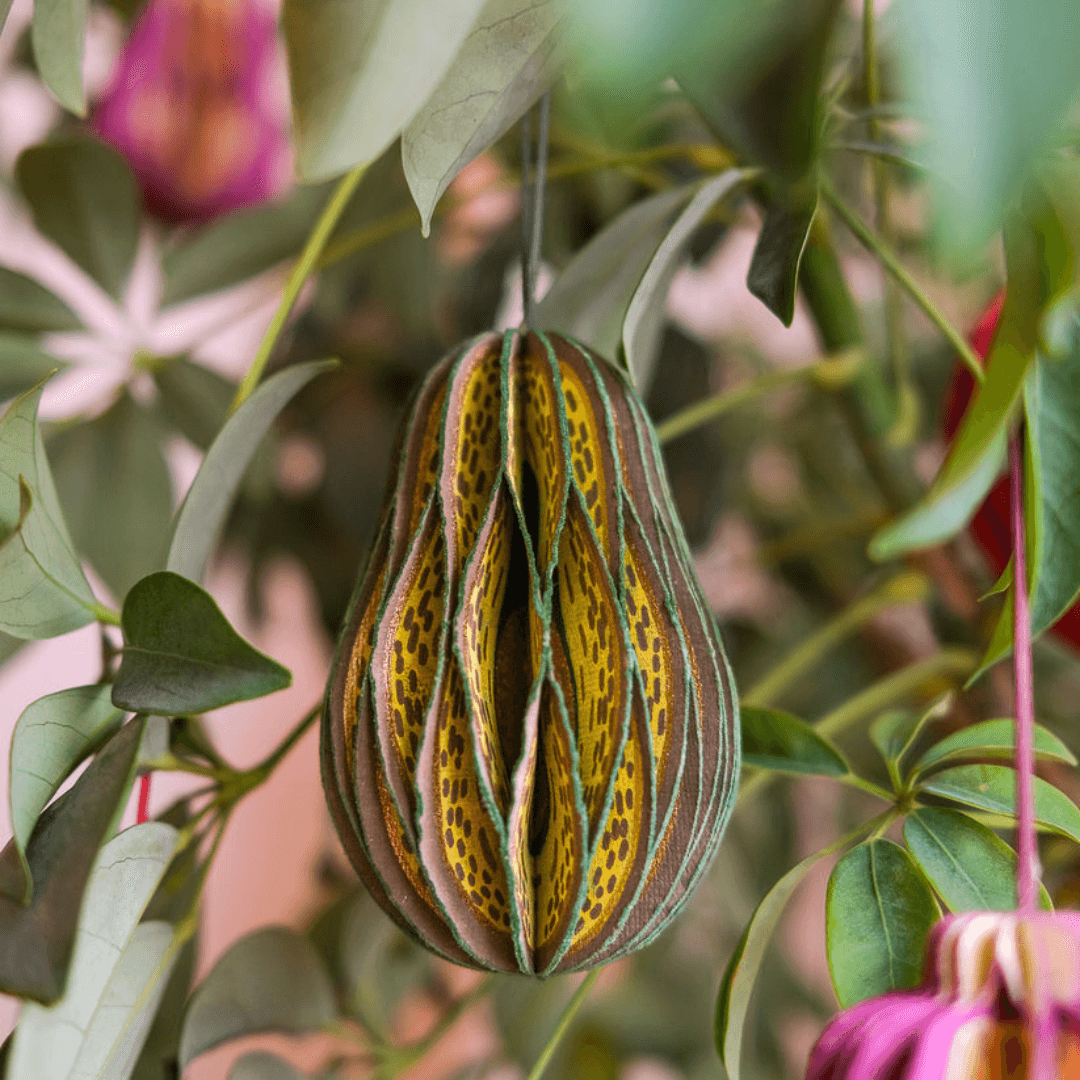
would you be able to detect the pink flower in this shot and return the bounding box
[808,912,1080,1080]
[92,0,289,222]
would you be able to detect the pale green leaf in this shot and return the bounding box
[31,0,88,114]
[913,718,1076,774]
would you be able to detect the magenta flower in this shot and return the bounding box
[808,911,1080,1080]
[92,0,289,222]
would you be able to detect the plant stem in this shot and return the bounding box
[1010,433,1040,912]
[526,970,601,1080]
[819,177,984,384]
[136,774,151,824]
[90,601,122,626]
[231,163,368,412]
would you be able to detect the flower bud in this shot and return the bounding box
[324,330,740,974]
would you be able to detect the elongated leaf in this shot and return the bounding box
[112,572,291,715]
[0,718,145,1003]
[741,706,847,776]
[50,393,173,602]
[152,359,235,451]
[0,269,81,333]
[9,684,124,903]
[16,140,140,298]
[535,183,698,357]
[622,169,749,387]
[869,710,918,783]
[715,849,828,1080]
[904,807,1018,911]
[284,0,489,180]
[402,0,564,234]
[914,718,1075,775]
[160,186,330,306]
[8,822,179,1079]
[179,927,338,1067]
[0,383,98,639]
[0,335,69,401]
[129,937,195,1080]
[31,0,88,114]
[920,764,1080,843]
[825,839,938,1008]
[167,360,335,584]
[747,183,818,327]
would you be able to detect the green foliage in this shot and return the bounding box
[178,927,338,1068]
[0,335,69,401]
[151,359,235,451]
[912,718,1075,776]
[112,572,292,715]
[740,706,848,776]
[0,268,81,333]
[15,140,140,299]
[30,0,88,114]
[825,840,938,1008]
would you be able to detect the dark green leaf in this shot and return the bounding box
[402,0,565,234]
[160,186,330,306]
[31,0,89,114]
[741,706,847,776]
[920,764,1080,844]
[825,839,938,1008]
[622,169,749,388]
[0,382,98,638]
[904,807,1019,911]
[179,927,338,1067]
[50,392,173,601]
[0,334,69,401]
[112,571,292,715]
[16,139,140,298]
[715,848,828,1079]
[167,360,335,584]
[152,359,236,450]
[914,718,1076,775]
[0,268,81,332]
[283,0,489,180]
[7,822,179,1078]
[0,717,144,1002]
[9,684,124,903]
[747,182,818,327]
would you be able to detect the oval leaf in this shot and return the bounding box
[7,822,179,1079]
[10,684,124,903]
[31,0,88,115]
[112,571,291,715]
[0,269,81,333]
[179,927,338,1067]
[741,706,847,776]
[826,839,938,1008]
[746,183,818,328]
[914,718,1076,775]
[167,360,335,585]
[919,764,1080,844]
[716,848,828,1080]
[284,0,489,180]
[16,140,140,298]
[0,382,98,639]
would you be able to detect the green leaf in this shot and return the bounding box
[741,706,847,776]
[0,268,81,332]
[129,937,195,1080]
[160,185,330,306]
[0,0,13,35]
[50,393,173,601]
[167,360,335,584]
[904,807,1018,911]
[0,382,99,638]
[31,0,88,114]
[402,0,565,235]
[16,139,140,298]
[0,334,69,401]
[868,711,919,785]
[920,764,1080,844]
[230,1053,328,1080]
[622,169,749,388]
[179,927,338,1067]
[535,183,698,358]
[7,822,179,1079]
[152,359,236,450]
[913,718,1076,775]
[825,839,938,1008]
[747,183,818,327]
[9,684,124,903]
[112,571,292,715]
[283,0,489,180]
[715,848,830,1080]
[0,718,144,1003]
[900,0,1080,256]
